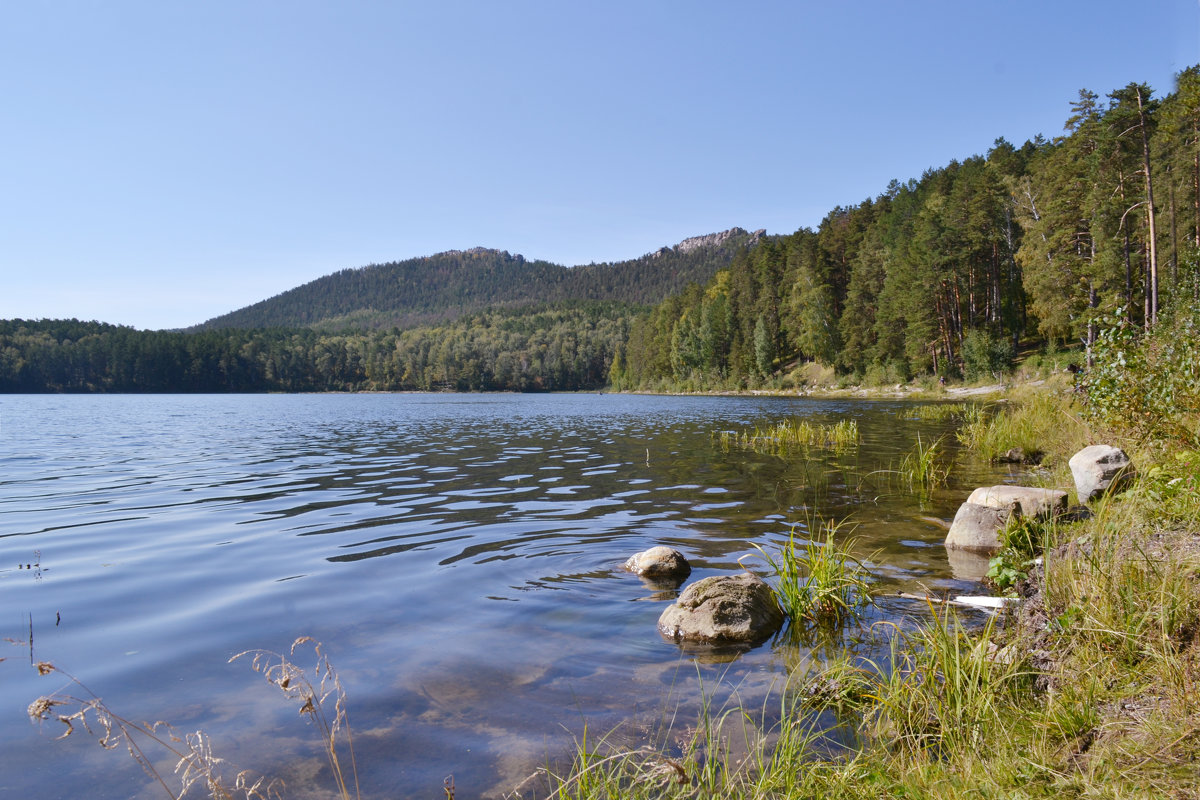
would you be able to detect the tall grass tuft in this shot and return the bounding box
[956,389,1091,465]
[746,518,871,627]
[898,433,947,496]
[717,418,859,455]
[859,609,1034,756]
[539,676,839,800]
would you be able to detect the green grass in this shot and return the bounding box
[956,386,1092,466]
[897,432,948,497]
[717,418,860,455]
[857,610,1035,756]
[745,518,872,629]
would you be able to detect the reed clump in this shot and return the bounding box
[745,519,871,628]
[897,432,948,496]
[716,418,859,455]
[902,401,971,422]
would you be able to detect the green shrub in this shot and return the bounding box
[961,329,1013,382]
[1083,299,1200,443]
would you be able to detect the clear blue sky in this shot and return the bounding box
[3,1,1198,330]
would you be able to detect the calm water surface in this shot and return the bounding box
[0,393,1021,798]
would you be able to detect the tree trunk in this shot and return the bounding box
[1135,88,1159,326]
[1124,229,1133,322]
[1194,115,1200,247]
[1169,177,1178,288]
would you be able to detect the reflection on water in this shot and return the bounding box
[0,393,1031,798]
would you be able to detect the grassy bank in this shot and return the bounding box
[538,380,1200,799]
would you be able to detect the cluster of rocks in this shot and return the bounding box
[945,444,1136,553]
[624,546,783,647]
[627,445,1136,652]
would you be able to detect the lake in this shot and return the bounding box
[0,393,1017,799]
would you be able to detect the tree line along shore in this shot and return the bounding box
[4,69,1200,397]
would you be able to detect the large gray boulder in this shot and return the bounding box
[965,486,1068,519]
[945,486,1068,552]
[945,502,1017,551]
[624,546,691,581]
[658,572,784,645]
[1069,445,1136,503]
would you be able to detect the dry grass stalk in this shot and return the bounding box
[230,637,361,800]
[25,637,358,800]
[26,662,282,799]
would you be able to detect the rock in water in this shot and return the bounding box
[624,546,691,580]
[945,502,1017,551]
[996,447,1044,465]
[658,573,784,645]
[1069,445,1136,503]
[945,486,1068,551]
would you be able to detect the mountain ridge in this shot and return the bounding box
[197,227,765,331]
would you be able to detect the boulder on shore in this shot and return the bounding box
[945,486,1068,552]
[1069,445,1136,503]
[624,546,691,581]
[965,486,1068,520]
[658,572,784,645]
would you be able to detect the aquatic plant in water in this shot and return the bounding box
[899,433,947,496]
[716,418,860,455]
[902,402,972,422]
[746,518,871,627]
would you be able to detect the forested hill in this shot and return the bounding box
[197,228,764,331]
[614,70,1200,391]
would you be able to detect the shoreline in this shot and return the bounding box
[546,379,1200,799]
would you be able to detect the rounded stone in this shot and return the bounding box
[944,501,1014,551]
[1069,445,1136,503]
[624,546,691,580]
[657,572,784,645]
